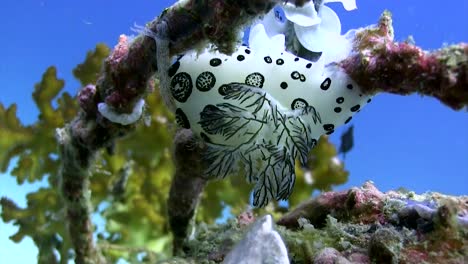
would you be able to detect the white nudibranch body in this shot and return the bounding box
[159,0,370,206]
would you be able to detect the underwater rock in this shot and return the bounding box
[222,215,289,264]
[278,181,468,231]
[277,181,385,229]
[313,247,350,264]
[169,183,466,263]
[275,182,468,263]
[368,228,402,264]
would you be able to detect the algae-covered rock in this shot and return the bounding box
[368,228,402,264]
[313,248,350,264]
[167,182,467,263]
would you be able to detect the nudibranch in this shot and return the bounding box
[150,0,372,206]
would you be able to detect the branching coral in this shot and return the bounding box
[341,11,468,110]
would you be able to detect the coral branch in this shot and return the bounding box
[340,11,468,110]
[56,127,106,264]
[93,0,303,116]
[168,129,209,254]
[59,1,297,262]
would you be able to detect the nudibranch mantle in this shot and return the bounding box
[166,22,372,206]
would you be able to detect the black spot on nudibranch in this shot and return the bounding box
[291,71,300,80]
[196,71,216,92]
[245,49,251,54]
[209,58,222,67]
[280,82,288,89]
[300,74,306,82]
[320,77,331,90]
[323,124,334,131]
[350,105,361,112]
[323,124,335,135]
[344,116,352,124]
[264,56,272,63]
[175,108,190,129]
[336,97,344,104]
[245,72,265,88]
[237,55,245,61]
[291,98,309,110]
[218,84,231,96]
[311,139,318,148]
[347,84,353,89]
[294,57,300,62]
[276,58,284,65]
[306,63,312,69]
[367,98,372,103]
[334,107,342,113]
[168,61,180,77]
[170,72,193,103]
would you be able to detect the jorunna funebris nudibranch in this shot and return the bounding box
[99,0,374,207]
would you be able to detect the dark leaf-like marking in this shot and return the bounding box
[200,83,319,207]
[200,132,213,143]
[203,145,240,179]
[168,60,180,77]
[199,104,247,138]
[252,143,296,206]
[175,108,190,129]
[216,82,278,124]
